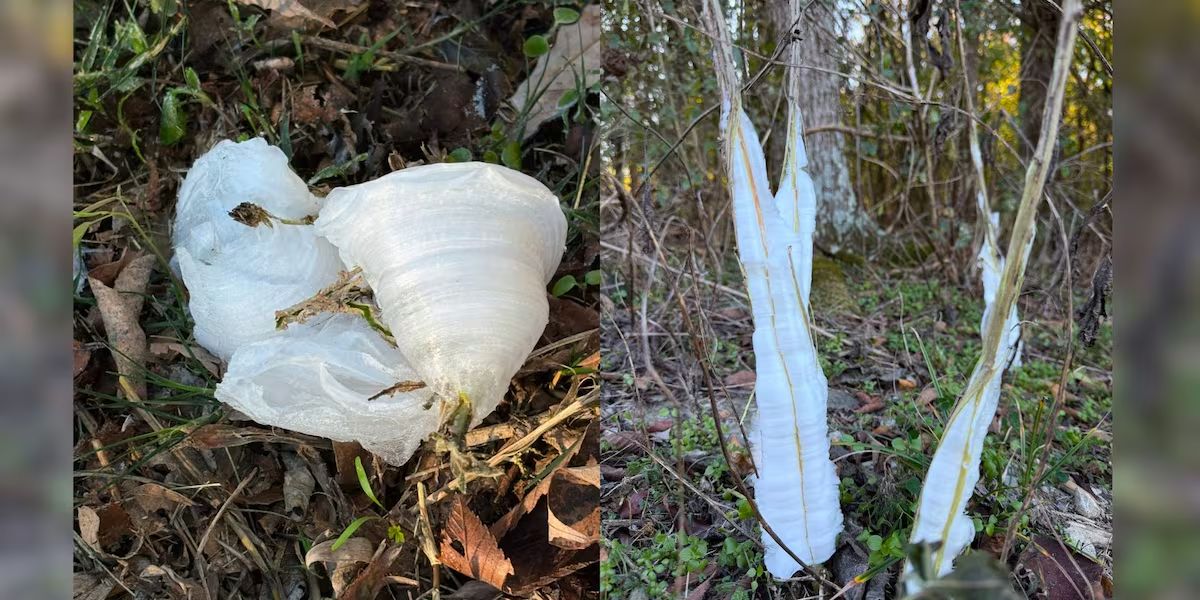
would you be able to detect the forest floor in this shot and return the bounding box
[73,1,600,598]
[598,188,1113,599]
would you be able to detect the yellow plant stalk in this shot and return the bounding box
[905,0,1083,589]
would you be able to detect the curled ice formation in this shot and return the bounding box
[172,138,344,360]
[216,314,438,465]
[315,162,567,423]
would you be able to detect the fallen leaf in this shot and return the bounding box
[854,391,885,414]
[233,0,340,27]
[338,541,403,600]
[897,378,918,390]
[509,4,601,139]
[73,340,91,379]
[77,503,132,553]
[723,370,756,387]
[1018,535,1109,599]
[86,249,132,287]
[618,489,646,519]
[88,254,155,400]
[305,537,375,567]
[131,482,197,514]
[440,495,515,589]
[498,498,599,595]
[282,451,316,520]
[682,562,720,600]
[292,85,340,125]
[917,385,939,407]
[332,440,371,488]
[599,464,624,481]
[77,506,101,550]
[645,418,674,433]
[148,337,221,377]
[73,573,115,600]
[491,466,596,541]
[601,430,642,454]
[546,466,600,549]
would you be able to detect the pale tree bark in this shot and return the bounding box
[768,0,875,252]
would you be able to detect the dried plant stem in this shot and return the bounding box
[907,0,1083,581]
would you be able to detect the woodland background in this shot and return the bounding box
[600,0,1112,598]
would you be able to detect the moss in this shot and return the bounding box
[811,255,855,314]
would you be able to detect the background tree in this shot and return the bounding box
[767,0,876,252]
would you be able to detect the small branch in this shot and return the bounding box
[301,35,464,73]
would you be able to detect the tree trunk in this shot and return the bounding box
[1018,0,1062,157]
[768,0,874,252]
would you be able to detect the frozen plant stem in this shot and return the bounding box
[701,0,842,579]
[955,0,1024,369]
[905,0,1083,590]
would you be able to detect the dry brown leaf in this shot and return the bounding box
[491,465,598,541]
[77,506,101,550]
[546,466,599,549]
[440,495,515,589]
[305,537,375,567]
[723,370,757,387]
[131,482,197,514]
[73,340,90,379]
[73,572,116,600]
[89,254,155,400]
[509,4,601,139]
[116,254,155,315]
[281,452,316,519]
[498,497,600,596]
[148,337,221,376]
[897,378,918,390]
[332,440,370,488]
[233,0,337,27]
[547,508,594,549]
[86,249,132,287]
[338,541,403,600]
[854,391,885,414]
[917,385,939,407]
[77,503,132,553]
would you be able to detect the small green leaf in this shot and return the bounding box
[482,150,500,164]
[584,269,602,286]
[307,152,368,185]
[557,87,580,110]
[184,67,201,92]
[387,524,406,544]
[331,516,376,551]
[447,147,472,162]
[159,92,185,145]
[553,7,581,25]
[551,275,577,297]
[867,534,883,552]
[76,110,94,134]
[736,497,753,520]
[523,35,550,58]
[355,456,384,509]
[501,140,522,169]
[73,219,100,249]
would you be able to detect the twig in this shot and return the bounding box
[301,35,464,72]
